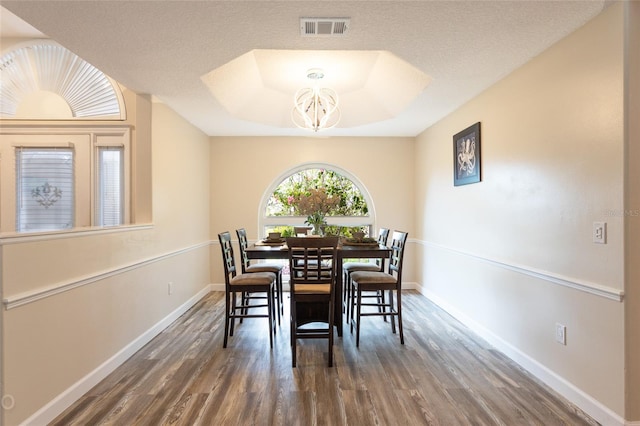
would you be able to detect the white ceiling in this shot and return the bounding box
[0,1,610,137]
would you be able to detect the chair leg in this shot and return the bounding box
[223,292,231,348]
[346,272,353,320]
[350,284,355,334]
[277,271,284,320]
[356,289,362,347]
[379,290,388,322]
[267,287,274,349]
[388,289,397,334]
[291,299,297,367]
[397,289,404,345]
[272,287,277,337]
[343,271,349,317]
[230,292,237,336]
[239,291,246,324]
[328,299,334,367]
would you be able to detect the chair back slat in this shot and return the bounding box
[235,228,251,273]
[374,227,390,269]
[286,237,339,288]
[387,231,408,282]
[293,226,312,236]
[378,228,390,245]
[218,232,237,286]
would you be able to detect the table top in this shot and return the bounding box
[245,241,390,259]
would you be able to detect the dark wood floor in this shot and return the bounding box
[51,290,598,425]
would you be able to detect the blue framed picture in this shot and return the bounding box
[453,122,481,186]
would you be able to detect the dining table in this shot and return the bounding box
[245,239,392,336]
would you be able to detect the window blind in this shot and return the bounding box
[96,146,123,226]
[16,147,74,232]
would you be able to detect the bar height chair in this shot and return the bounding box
[343,227,390,319]
[236,228,284,323]
[293,226,312,236]
[350,230,408,347]
[286,236,339,367]
[218,231,277,348]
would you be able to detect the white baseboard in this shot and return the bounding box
[418,285,626,426]
[20,285,212,426]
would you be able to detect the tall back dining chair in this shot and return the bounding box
[286,236,339,367]
[350,230,408,347]
[293,226,312,236]
[236,228,284,323]
[218,231,277,348]
[342,227,390,318]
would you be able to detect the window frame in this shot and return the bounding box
[93,133,130,227]
[258,162,377,238]
[0,126,131,235]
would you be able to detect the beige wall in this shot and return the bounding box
[0,100,211,425]
[2,2,637,424]
[625,1,640,420]
[208,136,415,284]
[415,3,626,422]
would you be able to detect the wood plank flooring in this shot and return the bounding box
[50,291,599,425]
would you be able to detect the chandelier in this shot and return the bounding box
[291,69,340,132]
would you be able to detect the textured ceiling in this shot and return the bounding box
[0,1,610,137]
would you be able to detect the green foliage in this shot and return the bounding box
[267,168,368,217]
[266,225,370,239]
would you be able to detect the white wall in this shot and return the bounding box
[415,3,626,423]
[0,100,211,425]
[208,136,415,284]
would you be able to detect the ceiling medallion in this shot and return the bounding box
[291,68,340,132]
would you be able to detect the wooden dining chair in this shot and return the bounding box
[343,227,390,319]
[236,228,284,323]
[286,236,339,367]
[350,230,408,347]
[293,226,312,236]
[218,231,277,348]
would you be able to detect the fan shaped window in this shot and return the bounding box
[263,167,373,237]
[0,41,125,120]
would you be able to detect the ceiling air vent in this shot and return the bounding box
[300,18,350,37]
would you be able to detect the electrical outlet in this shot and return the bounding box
[593,222,606,244]
[555,323,566,345]
[168,282,173,295]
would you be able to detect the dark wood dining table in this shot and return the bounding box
[245,241,391,336]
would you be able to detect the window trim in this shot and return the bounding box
[0,125,132,234]
[93,132,130,226]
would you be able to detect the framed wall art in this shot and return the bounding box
[453,122,481,186]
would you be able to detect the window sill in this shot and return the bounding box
[0,223,154,245]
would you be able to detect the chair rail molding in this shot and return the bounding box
[3,240,209,309]
[417,239,624,302]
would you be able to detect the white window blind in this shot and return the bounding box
[96,146,124,226]
[16,147,74,232]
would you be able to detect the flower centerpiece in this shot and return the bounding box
[294,188,340,235]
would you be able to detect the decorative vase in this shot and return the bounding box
[312,223,323,235]
[306,212,326,236]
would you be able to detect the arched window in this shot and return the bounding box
[259,163,376,238]
[0,41,131,234]
[0,40,125,120]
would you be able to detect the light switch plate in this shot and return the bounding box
[593,222,606,244]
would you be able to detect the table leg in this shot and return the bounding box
[335,256,343,337]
